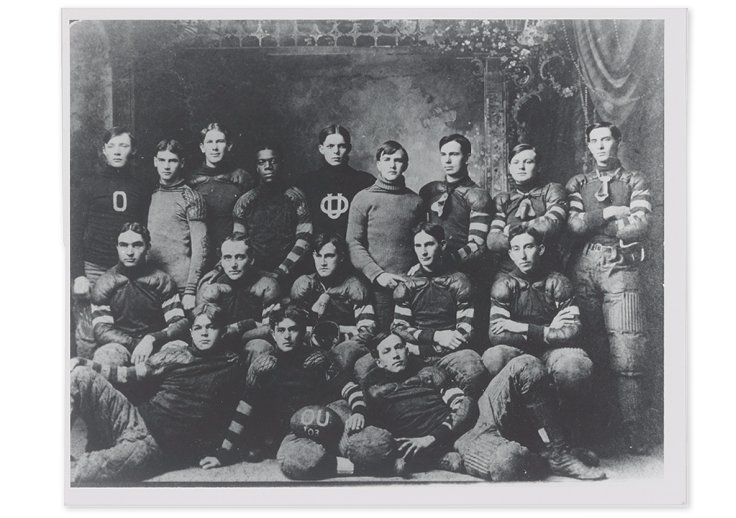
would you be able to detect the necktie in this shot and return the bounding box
[514,192,537,220]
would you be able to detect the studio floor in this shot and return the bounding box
[70,420,663,485]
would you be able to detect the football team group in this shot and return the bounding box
[69,120,653,484]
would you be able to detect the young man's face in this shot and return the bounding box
[154,150,183,184]
[272,317,305,353]
[439,140,469,178]
[508,232,544,275]
[587,127,620,167]
[314,242,340,279]
[116,229,148,268]
[256,149,280,184]
[200,129,229,166]
[220,239,250,281]
[509,149,537,185]
[102,133,133,169]
[376,150,408,183]
[191,314,222,352]
[375,334,408,374]
[319,133,350,166]
[414,230,444,270]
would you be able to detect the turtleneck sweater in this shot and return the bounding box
[296,162,375,237]
[346,176,425,283]
[70,164,152,277]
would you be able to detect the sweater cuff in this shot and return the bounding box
[418,329,435,345]
[365,264,385,284]
[527,324,546,344]
[149,332,167,349]
[214,447,238,467]
[585,208,607,228]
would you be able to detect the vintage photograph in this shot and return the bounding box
[65,10,684,504]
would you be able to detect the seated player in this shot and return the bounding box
[483,227,593,444]
[199,305,404,479]
[70,304,250,484]
[147,138,208,310]
[197,232,281,349]
[369,222,488,397]
[290,232,376,372]
[487,144,567,273]
[232,143,314,287]
[189,122,256,268]
[90,222,188,366]
[362,332,476,475]
[363,333,606,481]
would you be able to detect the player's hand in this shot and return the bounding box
[448,330,467,350]
[603,206,631,220]
[345,413,365,434]
[199,456,222,470]
[73,276,91,298]
[433,329,455,348]
[132,336,155,364]
[549,307,578,329]
[490,318,526,335]
[376,273,404,290]
[396,436,435,460]
[182,294,196,311]
[312,292,331,316]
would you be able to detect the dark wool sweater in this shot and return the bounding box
[362,359,457,445]
[74,346,249,464]
[489,269,581,354]
[346,177,425,282]
[296,163,375,237]
[70,165,152,277]
[90,262,188,351]
[188,163,255,257]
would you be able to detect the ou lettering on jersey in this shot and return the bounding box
[112,191,128,212]
[320,193,349,220]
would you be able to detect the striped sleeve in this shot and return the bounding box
[354,302,377,336]
[73,357,154,384]
[215,398,255,464]
[526,183,567,241]
[487,193,510,252]
[454,299,474,339]
[451,189,492,264]
[391,285,435,348]
[341,381,367,415]
[566,176,606,235]
[91,301,136,350]
[276,188,314,278]
[149,289,188,348]
[604,172,652,241]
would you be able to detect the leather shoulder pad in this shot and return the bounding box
[565,174,588,193]
[290,274,318,301]
[91,270,124,304]
[490,273,517,302]
[545,271,575,302]
[465,186,492,211]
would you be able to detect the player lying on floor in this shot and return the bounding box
[361,332,607,481]
[70,303,255,484]
[200,304,406,479]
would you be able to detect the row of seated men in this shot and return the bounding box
[70,120,653,484]
[72,217,614,484]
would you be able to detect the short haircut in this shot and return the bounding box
[313,232,349,262]
[366,331,403,358]
[199,122,230,144]
[103,127,136,150]
[375,140,409,165]
[269,304,309,331]
[507,225,543,246]
[191,303,227,329]
[439,134,471,156]
[154,139,185,158]
[509,143,538,163]
[255,142,283,159]
[220,232,252,254]
[118,221,151,247]
[318,124,352,147]
[412,221,445,242]
[585,122,622,142]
